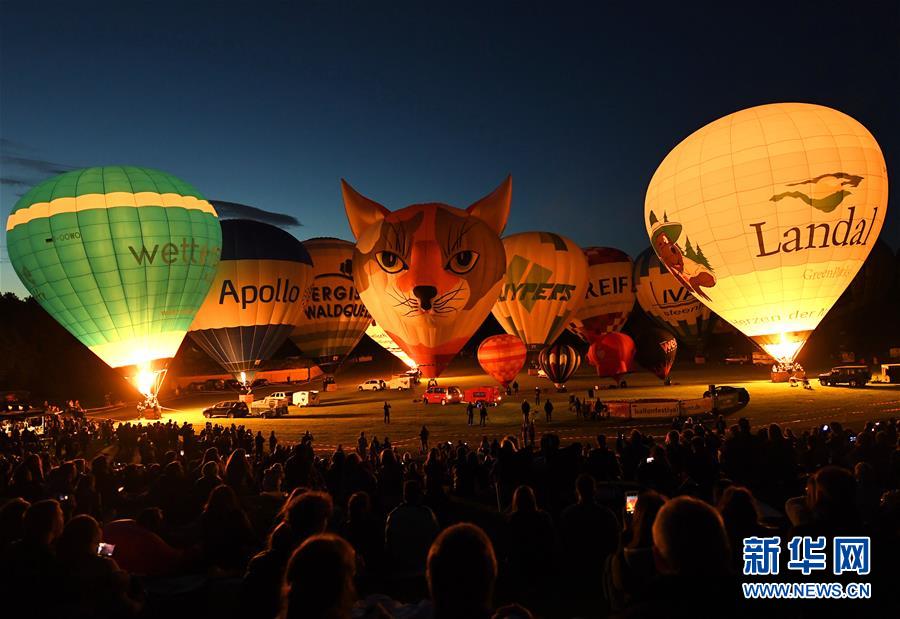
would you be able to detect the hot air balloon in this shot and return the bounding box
[478,334,527,387]
[5,166,221,401]
[587,332,636,386]
[538,343,581,391]
[635,328,677,384]
[365,321,419,370]
[343,177,511,378]
[188,219,313,387]
[289,238,371,369]
[492,232,589,353]
[645,103,889,364]
[569,247,635,343]
[633,247,716,353]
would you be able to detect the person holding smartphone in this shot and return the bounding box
[604,490,667,612]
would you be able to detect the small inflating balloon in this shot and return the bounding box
[587,332,636,383]
[645,103,888,363]
[478,334,527,387]
[538,343,582,390]
[635,328,678,383]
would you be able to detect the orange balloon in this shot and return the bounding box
[343,178,511,377]
[478,334,527,387]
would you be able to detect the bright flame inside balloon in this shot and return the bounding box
[757,333,805,365]
[239,371,247,386]
[133,365,163,398]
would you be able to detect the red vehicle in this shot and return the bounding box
[423,386,462,405]
[464,386,503,406]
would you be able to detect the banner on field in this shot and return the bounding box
[679,397,713,416]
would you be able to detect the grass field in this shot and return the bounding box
[95,358,900,454]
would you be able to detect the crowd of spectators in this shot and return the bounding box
[0,411,898,618]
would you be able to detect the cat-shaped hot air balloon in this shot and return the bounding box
[343,177,511,377]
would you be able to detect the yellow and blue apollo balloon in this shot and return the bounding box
[5,166,221,391]
[492,231,589,351]
[290,238,370,368]
[645,103,889,363]
[189,219,313,381]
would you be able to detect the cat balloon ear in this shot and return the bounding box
[467,175,512,235]
[342,180,391,240]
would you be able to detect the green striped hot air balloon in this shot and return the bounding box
[5,166,222,394]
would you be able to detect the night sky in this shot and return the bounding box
[2,0,898,295]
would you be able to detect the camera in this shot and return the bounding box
[97,543,115,557]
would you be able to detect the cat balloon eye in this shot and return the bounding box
[446,250,480,274]
[375,250,408,274]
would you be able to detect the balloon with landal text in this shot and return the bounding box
[645,103,888,363]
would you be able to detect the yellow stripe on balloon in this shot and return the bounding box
[6,192,218,231]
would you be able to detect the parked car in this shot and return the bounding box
[818,366,871,387]
[423,386,462,405]
[463,386,503,406]
[358,379,386,391]
[251,378,269,388]
[724,354,750,365]
[202,401,250,418]
[203,379,226,391]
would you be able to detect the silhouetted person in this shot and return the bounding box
[385,480,439,573]
[534,386,541,405]
[521,399,531,424]
[420,425,430,452]
[280,534,357,619]
[467,402,475,426]
[427,523,499,619]
[383,401,391,424]
[56,514,141,617]
[544,399,553,422]
[513,380,519,395]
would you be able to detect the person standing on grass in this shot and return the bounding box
[521,399,531,425]
[479,403,488,427]
[467,402,475,426]
[544,399,553,423]
[534,386,541,405]
[420,425,430,452]
[383,401,391,424]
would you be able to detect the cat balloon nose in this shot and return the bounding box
[413,285,438,310]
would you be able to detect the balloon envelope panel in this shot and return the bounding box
[645,103,888,362]
[6,166,221,369]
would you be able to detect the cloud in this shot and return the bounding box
[209,199,302,228]
[0,140,76,197]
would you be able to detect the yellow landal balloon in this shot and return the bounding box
[645,102,888,363]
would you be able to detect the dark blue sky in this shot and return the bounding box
[2,0,898,294]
